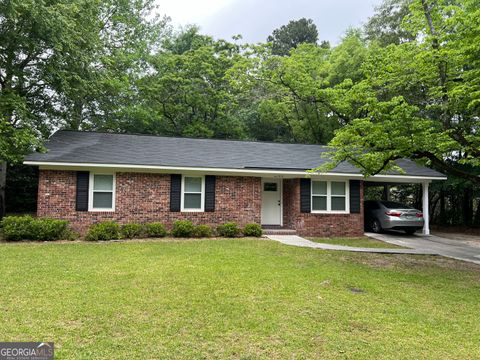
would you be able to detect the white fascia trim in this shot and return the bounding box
[366,174,448,182]
[23,161,447,181]
[24,161,362,177]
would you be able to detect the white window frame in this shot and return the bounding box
[181,175,205,212]
[88,172,116,212]
[311,180,349,214]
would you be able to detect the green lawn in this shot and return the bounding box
[308,237,404,249]
[1,238,479,359]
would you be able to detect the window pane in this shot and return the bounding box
[331,196,346,211]
[94,175,113,191]
[331,182,346,196]
[312,196,327,211]
[93,192,113,208]
[312,181,327,195]
[264,183,277,192]
[185,177,202,192]
[184,193,201,209]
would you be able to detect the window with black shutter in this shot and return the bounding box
[349,180,361,213]
[300,178,311,213]
[76,172,89,211]
[204,175,215,212]
[170,174,182,212]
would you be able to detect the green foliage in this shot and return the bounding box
[0,121,41,164]
[85,221,121,241]
[1,216,70,241]
[217,222,240,238]
[130,30,247,139]
[171,220,195,238]
[1,216,37,241]
[364,0,415,46]
[193,224,212,238]
[145,223,167,238]
[319,0,480,185]
[162,25,213,55]
[0,0,167,162]
[267,18,319,56]
[3,1,479,227]
[243,223,263,237]
[120,223,144,239]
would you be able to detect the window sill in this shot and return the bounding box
[181,209,204,213]
[311,211,350,215]
[89,208,115,212]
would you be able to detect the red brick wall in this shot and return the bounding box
[38,170,261,234]
[282,178,364,237]
[37,170,363,237]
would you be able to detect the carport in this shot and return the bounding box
[364,175,445,235]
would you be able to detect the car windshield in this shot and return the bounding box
[380,201,413,209]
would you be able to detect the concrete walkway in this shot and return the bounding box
[265,235,437,255]
[366,232,480,265]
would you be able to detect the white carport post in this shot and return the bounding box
[422,182,430,236]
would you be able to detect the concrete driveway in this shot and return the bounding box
[366,231,480,265]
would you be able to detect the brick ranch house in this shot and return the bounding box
[24,131,446,237]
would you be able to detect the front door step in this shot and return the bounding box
[262,227,297,235]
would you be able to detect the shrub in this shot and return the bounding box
[85,221,120,241]
[120,223,144,239]
[217,222,240,238]
[145,223,167,238]
[243,223,262,237]
[1,215,70,241]
[172,220,195,237]
[1,216,33,241]
[32,218,71,241]
[193,224,212,238]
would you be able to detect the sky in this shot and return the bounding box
[155,0,384,45]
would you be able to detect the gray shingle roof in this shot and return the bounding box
[25,131,445,178]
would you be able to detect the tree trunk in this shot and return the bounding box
[0,161,6,220]
[438,189,446,224]
[430,192,440,224]
[474,200,480,226]
[462,187,473,227]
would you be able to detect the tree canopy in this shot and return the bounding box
[1,0,479,225]
[321,0,480,186]
[267,18,320,56]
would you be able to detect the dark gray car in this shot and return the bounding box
[364,200,424,235]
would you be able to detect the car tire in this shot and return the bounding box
[371,219,382,233]
[404,229,416,235]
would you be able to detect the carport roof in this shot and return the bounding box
[24,130,446,179]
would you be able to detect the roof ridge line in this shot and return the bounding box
[55,130,330,147]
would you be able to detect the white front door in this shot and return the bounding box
[261,178,282,225]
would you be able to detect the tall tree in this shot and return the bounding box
[364,0,414,45]
[320,0,480,186]
[267,18,319,56]
[0,0,166,219]
[115,27,247,139]
[233,31,368,144]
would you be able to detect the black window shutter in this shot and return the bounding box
[170,174,181,212]
[300,178,311,213]
[76,171,89,211]
[349,180,361,213]
[204,175,216,212]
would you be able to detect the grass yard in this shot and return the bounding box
[308,237,404,249]
[1,238,479,359]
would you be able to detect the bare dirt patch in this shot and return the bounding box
[340,252,480,273]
